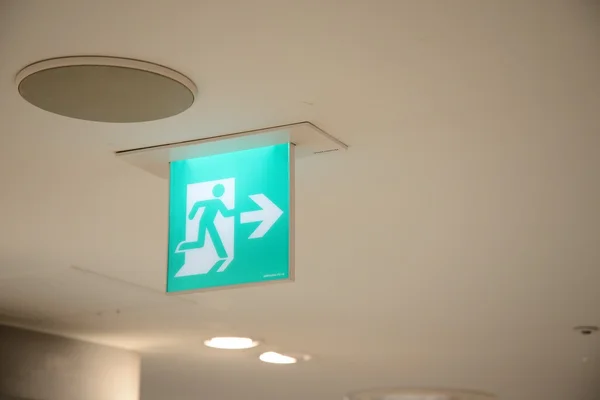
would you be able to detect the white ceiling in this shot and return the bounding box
[1,1,599,399]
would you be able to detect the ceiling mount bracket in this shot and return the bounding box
[115,121,348,178]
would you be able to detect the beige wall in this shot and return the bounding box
[0,325,140,400]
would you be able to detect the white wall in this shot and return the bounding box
[0,325,140,400]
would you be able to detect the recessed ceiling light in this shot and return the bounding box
[381,396,451,400]
[203,337,259,350]
[15,56,197,123]
[344,389,495,400]
[259,351,298,364]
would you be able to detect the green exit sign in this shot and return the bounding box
[166,143,294,293]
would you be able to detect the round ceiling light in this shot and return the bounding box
[259,351,298,364]
[203,337,259,350]
[15,56,197,123]
[344,389,495,400]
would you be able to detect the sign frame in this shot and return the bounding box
[165,143,295,294]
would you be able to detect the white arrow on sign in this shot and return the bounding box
[240,194,283,239]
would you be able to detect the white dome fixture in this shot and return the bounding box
[203,337,259,350]
[15,56,197,123]
[344,389,495,400]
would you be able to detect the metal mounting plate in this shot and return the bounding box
[115,121,347,178]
